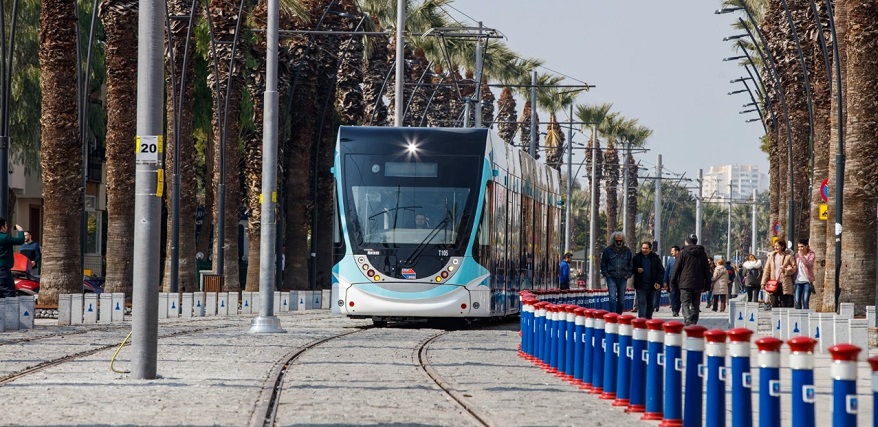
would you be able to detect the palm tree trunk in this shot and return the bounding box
[38,0,82,305]
[100,0,137,297]
[496,87,517,143]
[604,143,619,240]
[838,0,878,315]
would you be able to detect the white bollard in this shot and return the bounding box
[228,292,239,315]
[289,291,299,312]
[4,296,19,330]
[251,292,259,313]
[839,302,855,319]
[18,295,34,329]
[787,309,809,338]
[322,289,330,309]
[297,291,307,311]
[771,310,781,338]
[313,291,322,310]
[241,291,253,315]
[217,292,229,316]
[158,293,169,319]
[181,293,193,318]
[729,299,745,328]
[83,294,98,323]
[99,293,112,323]
[57,294,72,326]
[167,293,180,318]
[848,319,869,360]
[744,302,759,331]
[193,292,205,317]
[205,292,217,316]
[815,312,834,353]
[279,291,289,312]
[111,293,125,322]
[304,291,315,310]
[833,315,850,346]
[867,306,876,328]
[70,294,84,325]
[273,291,282,313]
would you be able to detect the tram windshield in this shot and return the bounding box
[343,154,480,248]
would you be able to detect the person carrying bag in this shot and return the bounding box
[761,239,796,309]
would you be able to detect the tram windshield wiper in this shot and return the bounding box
[367,205,422,220]
[400,214,450,266]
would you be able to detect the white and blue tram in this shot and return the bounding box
[331,126,561,324]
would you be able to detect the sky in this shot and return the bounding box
[444,0,768,187]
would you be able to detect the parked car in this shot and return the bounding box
[12,253,104,296]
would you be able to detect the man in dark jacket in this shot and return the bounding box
[670,234,712,326]
[632,241,664,319]
[0,217,24,298]
[601,231,633,314]
[664,246,681,316]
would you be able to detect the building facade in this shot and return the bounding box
[702,164,766,202]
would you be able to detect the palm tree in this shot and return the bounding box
[496,87,517,142]
[38,0,81,305]
[618,123,652,246]
[335,0,365,126]
[539,87,576,169]
[161,0,200,293]
[100,0,138,296]
[362,15,389,126]
[208,0,248,291]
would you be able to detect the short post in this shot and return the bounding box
[627,317,649,413]
[727,328,754,427]
[600,313,620,399]
[519,297,532,358]
[589,309,608,394]
[660,321,685,427]
[788,336,817,427]
[613,314,635,407]
[705,329,728,427]
[572,307,586,384]
[868,356,878,427]
[642,318,665,421]
[564,305,577,379]
[534,302,547,367]
[581,308,595,390]
[547,305,559,373]
[827,344,861,427]
[755,337,783,427]
[683,325,707,427]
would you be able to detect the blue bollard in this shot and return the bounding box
[870,356,878,427]
[683,325,707,427]
[563,305,577,380]
[641,319,665,421]
[547,305,559,373]
[534,302,548,368]
[705,329,728,427]
[589,309,608,394]
[613,314,635,407]
[520,297,535,360]
[660,321,685,427]
[580,309,596,390]
[627,318,649,413]
[554,305,568,376]
[727,328,754,427]
[572,308,586,385]
[827,344,861,427]
[755,337,783,427]
[788,337,817,427]
[600,313,620,400]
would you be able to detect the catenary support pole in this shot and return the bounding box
[565,104,573,252]
[588,125,598,289]
[752,189,757,255]
[696,169,703,242]
[393,0,404,126]
[132,0,164,379]
[654,155,662,255]
[249,0,284,333]
[529,70,537,157]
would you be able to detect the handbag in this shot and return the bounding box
[764,279,780,294]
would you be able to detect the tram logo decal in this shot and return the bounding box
[401,268,417,279]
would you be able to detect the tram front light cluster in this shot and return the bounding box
[435,276,442,282]
[441,271,449,279]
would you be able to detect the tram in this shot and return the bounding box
[330,126,561,325]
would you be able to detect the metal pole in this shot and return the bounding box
[696,169,703,243]
[588,124,597,289]
[529,71,537,157]
[752,189,757,255]
[826,0,844,313]
[654,155,662,256]
[393,0,404,127]
[132,0,164,379]
[727,183,732,261]
[472,22,484,128]
[622,141,630,243]
[249,0,284,333]
[565,104,573,252]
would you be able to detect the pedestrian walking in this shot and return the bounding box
[704,259,716,308]
[793,239,815,309]
[669,234,711,326]
[559,252,573,290]
[741,254,763,303]
[762,240,796,308]
[632,241,664,319]
[601,231,633,315]
[664,246,681,316]
[711,259,729,312]
[0,218,25,298]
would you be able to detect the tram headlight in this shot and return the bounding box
[435,276,442,282]
[447,266,454,272]
[366,269,375,277]
[441,271,449,278]
[357,257,365,263]
[373,275,381,281]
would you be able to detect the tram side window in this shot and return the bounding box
[473,186,492,269]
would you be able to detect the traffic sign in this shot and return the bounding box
[820,178,829,202]
[772,236,779,245]
[772,220,779,236]
[819,203,828,220]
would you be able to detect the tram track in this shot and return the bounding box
[417,330,494,427]
[0,324,233,385]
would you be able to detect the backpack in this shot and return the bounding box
[747,268,760,282]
